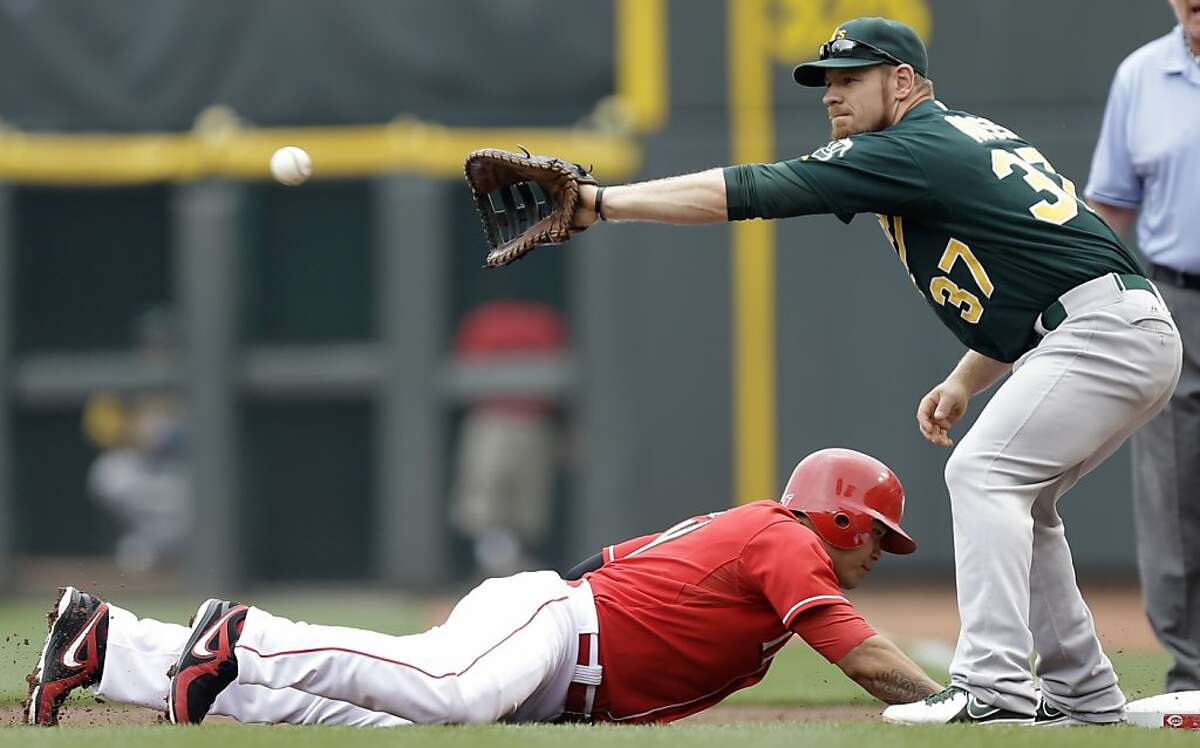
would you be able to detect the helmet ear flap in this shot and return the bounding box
[833,512,851,529]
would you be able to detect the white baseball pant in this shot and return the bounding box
[946,274,1182,720]
[97,571,597,725]
[97,604,407,725]
[234,571,597,723]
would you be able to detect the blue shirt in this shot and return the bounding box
[1087,26,1200,273]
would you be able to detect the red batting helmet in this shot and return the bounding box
[779,448,916,555]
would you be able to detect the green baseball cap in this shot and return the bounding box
[793,17,929,87]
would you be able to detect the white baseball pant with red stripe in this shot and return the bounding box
[97,605,408,725]
[235,571,598,723]
[95,571,597,725]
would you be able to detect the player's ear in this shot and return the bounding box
[894,64,917,100]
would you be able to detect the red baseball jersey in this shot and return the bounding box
[584,500,875,723]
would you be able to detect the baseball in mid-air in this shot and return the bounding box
[270,146,313,186]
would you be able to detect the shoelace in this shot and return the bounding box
[925,686,965,705]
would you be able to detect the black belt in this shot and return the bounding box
[1040,274,1155,332]
[1148,263,1200,291]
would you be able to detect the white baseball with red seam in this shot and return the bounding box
[270,146,313,186]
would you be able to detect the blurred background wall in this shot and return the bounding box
[0,0,1173,591]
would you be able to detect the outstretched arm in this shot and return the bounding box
[835,635,942,704]
[573,158,836,229]
[575,170,729,227]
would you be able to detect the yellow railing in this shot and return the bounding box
[0,0,667,185]
[0,122,642,184]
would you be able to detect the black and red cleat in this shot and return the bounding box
[167,598,247,724]
[24,586,110,726]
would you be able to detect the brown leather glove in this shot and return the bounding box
[464,147,598,267]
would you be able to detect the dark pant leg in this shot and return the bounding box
[1133,281,1200,692]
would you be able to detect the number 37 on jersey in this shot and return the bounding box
[878,139,1089,325]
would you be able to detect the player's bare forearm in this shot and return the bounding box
[585,169,728,225]
[863,668,942,704]
[946,349,1011,396]
[1087,199,1138,246]
[835,635,942,704]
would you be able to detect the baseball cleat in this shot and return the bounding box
[24,586,110,726]
[882,685,1034,725]
[1032,697,1118,727]
[166,598,248,724]
[1032,697,1073,726]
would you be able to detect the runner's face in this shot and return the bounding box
[825,522,885,589]
[822,66,892,139]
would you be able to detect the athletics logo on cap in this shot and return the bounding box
[795,17,930,88]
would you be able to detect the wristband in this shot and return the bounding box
[594,187,607,221]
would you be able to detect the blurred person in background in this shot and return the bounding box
[1087,0,1200,694]
[82,306,190,574]
[450,300,568,578]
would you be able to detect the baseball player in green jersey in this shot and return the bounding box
[565,16,1182,726]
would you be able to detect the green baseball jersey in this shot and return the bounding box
[723,99,1144,362]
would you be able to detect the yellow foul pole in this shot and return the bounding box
[728,0,777,504]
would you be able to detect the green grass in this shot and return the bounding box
[727,638,1170,706]
[0,592,1186,745]
[2,722,1198,747]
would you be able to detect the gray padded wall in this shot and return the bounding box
[573,0,734,553]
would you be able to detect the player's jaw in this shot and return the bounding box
[827,109,861,140]
[822,68,891,139]
[827,108,881,140]
[825,526,885,590]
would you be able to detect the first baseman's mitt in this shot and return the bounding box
[464,148,597,267]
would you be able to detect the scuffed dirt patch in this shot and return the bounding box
[0,701,878,728]
[2,701,237,728]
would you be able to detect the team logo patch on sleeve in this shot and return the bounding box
[808,138,854,162]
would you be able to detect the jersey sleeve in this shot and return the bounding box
[741,521,849,627]
[602,533,661,563]
[1085,61,1142,208]
[725,133,932,224]
[789,601,876,663]
[724,162,827,220]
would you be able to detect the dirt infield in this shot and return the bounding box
[2,702,877,728]
[4,702,166,728]
[850,583,1159,651]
